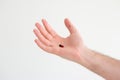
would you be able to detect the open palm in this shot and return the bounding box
[33,18,85,62]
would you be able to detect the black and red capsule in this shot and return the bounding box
[59,44,64,48]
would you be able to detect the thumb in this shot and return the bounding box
[64,18,77,34]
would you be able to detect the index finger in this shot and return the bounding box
[42,19,58,37]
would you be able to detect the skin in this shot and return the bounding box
[33,18,120,80]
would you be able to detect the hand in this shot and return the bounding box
[33,18,86,62]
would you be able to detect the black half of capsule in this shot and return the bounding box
[59,44,64,48]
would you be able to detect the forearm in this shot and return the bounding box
[78,47,120,80]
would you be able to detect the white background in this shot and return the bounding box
[0,0,120,80]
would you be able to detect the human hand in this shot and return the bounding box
[33,18,86,62]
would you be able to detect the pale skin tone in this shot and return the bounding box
[33,18,120,80]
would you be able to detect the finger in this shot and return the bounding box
[35,23,52,40]
[64,18,77,34]
[34,39,52,53]
[33,29,51,46]
[42,19,58,37]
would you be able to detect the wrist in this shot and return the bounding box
[77,47,96,69]
[73,46,90,64]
